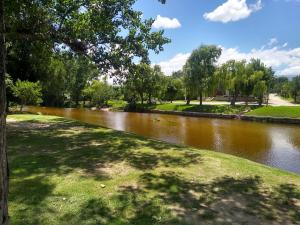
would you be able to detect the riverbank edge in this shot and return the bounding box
[8,113,300,177]
[144,109,300,125]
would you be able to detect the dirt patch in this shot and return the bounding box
[95,161,136,178]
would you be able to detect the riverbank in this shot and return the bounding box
[246,106,300,118]
[8,114,300,225]
[123,104,300,124]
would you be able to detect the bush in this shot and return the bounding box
[11,80,43,111]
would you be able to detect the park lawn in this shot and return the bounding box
[246,106,300,118]
[8,114,300,225]
[146,103,257,115]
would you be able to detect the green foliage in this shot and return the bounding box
[214,59,275,106]
[6,0,170,74]
[290,76,300,103]
[83,80,114,107]
[184,45,222,105]
[5,74,13,89]
[11,80,42,110]
[164,77,184,102]
[253,80,267,106]
[124,63,164,105]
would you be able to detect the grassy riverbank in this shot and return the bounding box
[8,114,300,225]
[246,106,300,118]
[108,100,257,114]
[145,103,257,114]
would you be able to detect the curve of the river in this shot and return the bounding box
[25,106,300,174]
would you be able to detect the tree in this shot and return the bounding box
[272,76,289,96]
[145,65,162,104]
[164,77,184,103]
[1,0,169,221]
[290,75,300,103]
[65,56,99,107]
[124,63,154,105]
[217,60,246,106]
[83,80,113,107]
[11,80,42,111]
[0,0,8,222]
[184,45,222,105]
[253,81,267,106]
[247,59,274,105]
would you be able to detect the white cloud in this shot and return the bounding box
[157,41,300,76]
[267,38,278,47]
[152,15,181,29]
[219,46,300,76]
[203,0,262,23]
[157,53,190,75]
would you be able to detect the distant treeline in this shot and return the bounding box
[6,45,300,109]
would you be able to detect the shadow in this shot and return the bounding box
[180,104,259,114]
[7,118,300,224]
[54,173,300,225]
[137,173,300,224]
[9,176,56,225]
[8,118,202,179]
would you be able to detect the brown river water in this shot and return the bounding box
[25,106,300,174]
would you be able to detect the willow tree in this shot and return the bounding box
[185,45,222,105]
[0,0,169,223]
[217,60,247,106]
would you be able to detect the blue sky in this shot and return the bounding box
[133,0,300,76]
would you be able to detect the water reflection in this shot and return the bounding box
[24,106,300,174]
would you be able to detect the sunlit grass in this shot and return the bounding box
[8,114,300,225]
[246,106,300,118]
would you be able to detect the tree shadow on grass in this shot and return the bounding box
[138,172,300,224]
[58,174,300,225]
[8,118,202,179]
[9,176,56,225]
[7,119,300,224]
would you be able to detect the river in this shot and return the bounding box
[25,106,300,174]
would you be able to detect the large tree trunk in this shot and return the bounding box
[186,95,190,105]
[199,91,203,106]
[231,90,237,106]
[140,93,143,105]
[0,0,9,223]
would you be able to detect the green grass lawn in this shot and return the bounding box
[8,114,300,225]
[146,103,257,115]
[246,106,300,118]
[108,100,128,111]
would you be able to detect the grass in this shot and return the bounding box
[145,103,257,115]
[246,106,300,118]
[108,100,128,111]
[8,114,300,225]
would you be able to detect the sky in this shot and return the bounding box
[133,0,300,77]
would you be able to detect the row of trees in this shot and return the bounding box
[182,45,275,106]
[9,46,299,110]
[10,49,295,110]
